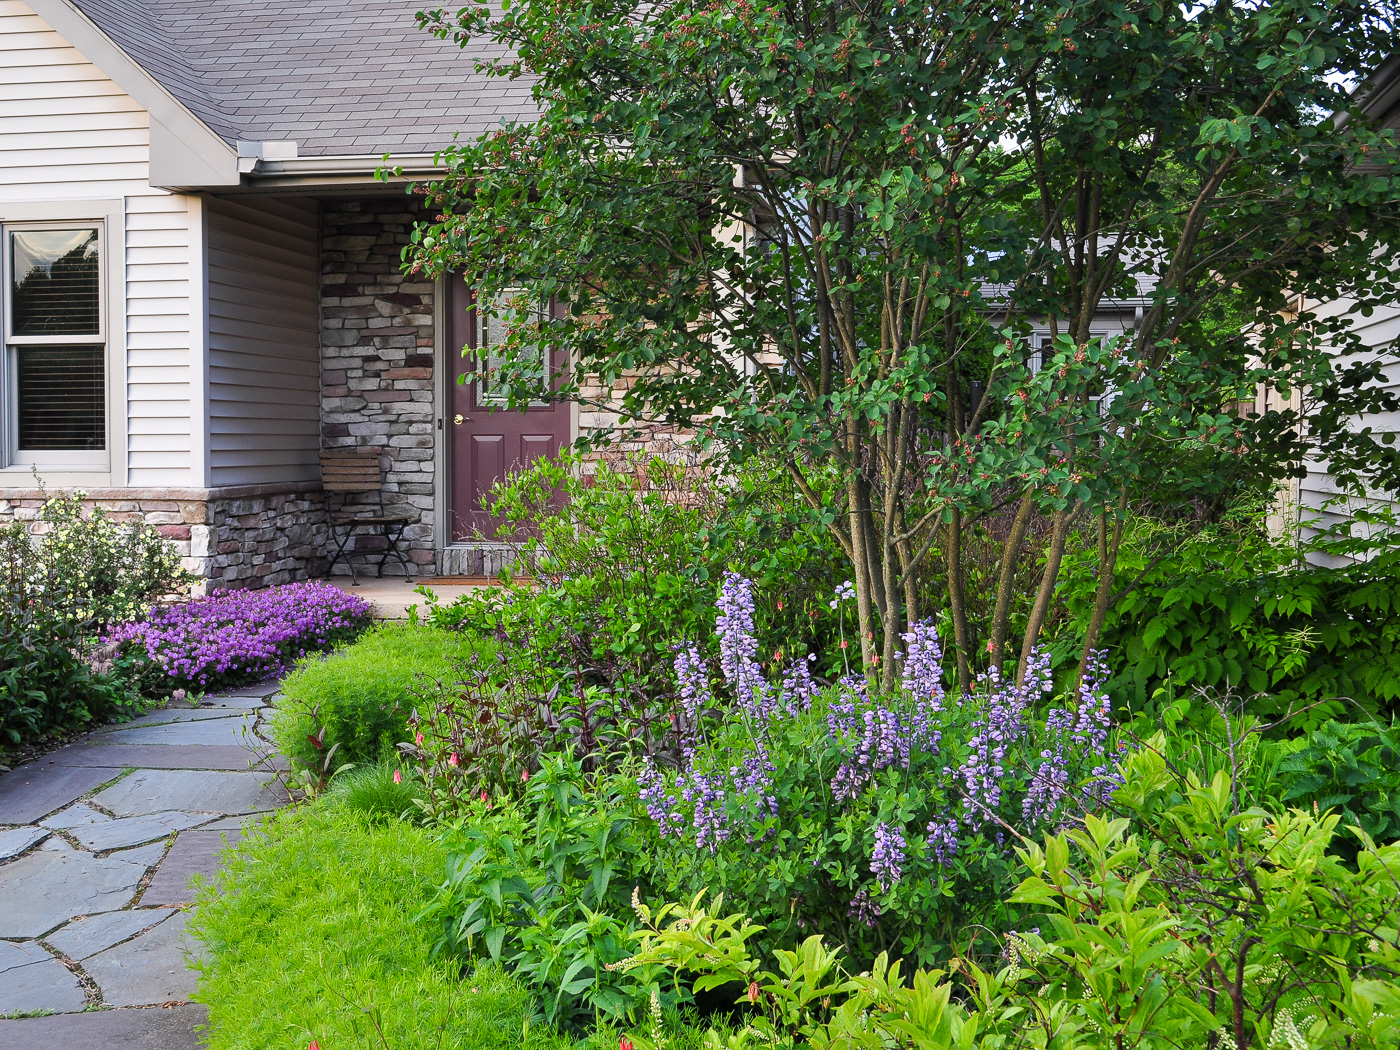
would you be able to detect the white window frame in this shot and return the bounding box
[0,201,124,482]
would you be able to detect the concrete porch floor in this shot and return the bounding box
[324,576,501,619]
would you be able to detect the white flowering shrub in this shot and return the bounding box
[3,490,191,632]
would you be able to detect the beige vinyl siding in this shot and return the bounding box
[1298,296,1400,562]
[205,195,319,486]
[0,0,196,486]
[126,193,193,483]
[0,4,149,200]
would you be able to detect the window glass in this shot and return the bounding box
[478,290,549,406]
[10,229,99,336]
[16,344,105,449]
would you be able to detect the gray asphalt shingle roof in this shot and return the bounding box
[69,0,537,156]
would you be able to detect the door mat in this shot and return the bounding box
[415,576,528,586]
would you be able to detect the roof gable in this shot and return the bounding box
[57,0,537,159]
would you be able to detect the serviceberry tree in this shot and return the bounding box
[402,0,1400,690]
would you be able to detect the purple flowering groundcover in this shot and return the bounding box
[105,581,373,693]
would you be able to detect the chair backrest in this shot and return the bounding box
[320,451,383,494]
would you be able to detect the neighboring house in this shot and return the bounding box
[0,0,677,586]
[1283,55,1400,559]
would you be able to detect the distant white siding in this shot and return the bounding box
[1299,296,1400,561]
[0,1,195,486]
[205,195,319,486]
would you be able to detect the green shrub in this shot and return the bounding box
[270,623,485,775]
[189,804,572,1050]
[623,744,1400,1050]
[1,528,141,750]
[1058,519,1400,725]
[0,490,188,749]
[3,489,191,632]
[427,451,847,692]
[1270,718,1400,861]
[421,755,666,1032]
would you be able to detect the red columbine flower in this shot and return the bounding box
[448,753,459,767]
[309,1042,321,1050]
[393,770,402,784]
[747,981,760,1003]
[620,1038,634,1050]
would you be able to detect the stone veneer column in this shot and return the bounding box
[320,197,438,574]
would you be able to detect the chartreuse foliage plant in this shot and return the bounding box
[620,744,1400,1050]
[189,804,574,1050]
[408,0,1400,689]
[270,620,480,777]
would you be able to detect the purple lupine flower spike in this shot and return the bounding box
[870,822,907,890]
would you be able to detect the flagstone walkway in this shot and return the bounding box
[0,681,290,1049]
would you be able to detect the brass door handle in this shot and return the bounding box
[453,414,468,425]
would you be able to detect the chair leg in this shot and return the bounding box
[327,523,360,586]
[379,522,413,581]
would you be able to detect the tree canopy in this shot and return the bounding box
[404,0,1400,688]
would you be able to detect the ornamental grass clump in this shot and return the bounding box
[640,572,1125,971]
[106,581,372,694]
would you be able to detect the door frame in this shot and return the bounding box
[431,274,579,563]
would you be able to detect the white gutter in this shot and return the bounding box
[238,153,447,189]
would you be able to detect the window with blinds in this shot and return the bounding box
[6,227,105,453]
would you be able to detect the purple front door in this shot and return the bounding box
[446,278,570,542]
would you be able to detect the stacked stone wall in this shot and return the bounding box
[0,485,328,591]
[320,197,438,574]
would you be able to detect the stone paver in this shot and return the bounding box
[42,802,111,830]
[0,765,115,825]
[0,953,87,1015]
[0,825,48,861]
[45,907,179,961]
[91,769,288,818]
[0,683,289,1036]
[178,695,268,709]
[45,742,279,771]
[0,939,46,971]
[70,811,208,853]
[99,708,252,729]
[0,1003,207,1048]
[0,849,149,937]
[110,840,171,869]
[84,911,199,1007]
[93,713,259,747]
[141,829,243,906]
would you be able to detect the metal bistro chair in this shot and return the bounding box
[320,451,417,585]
